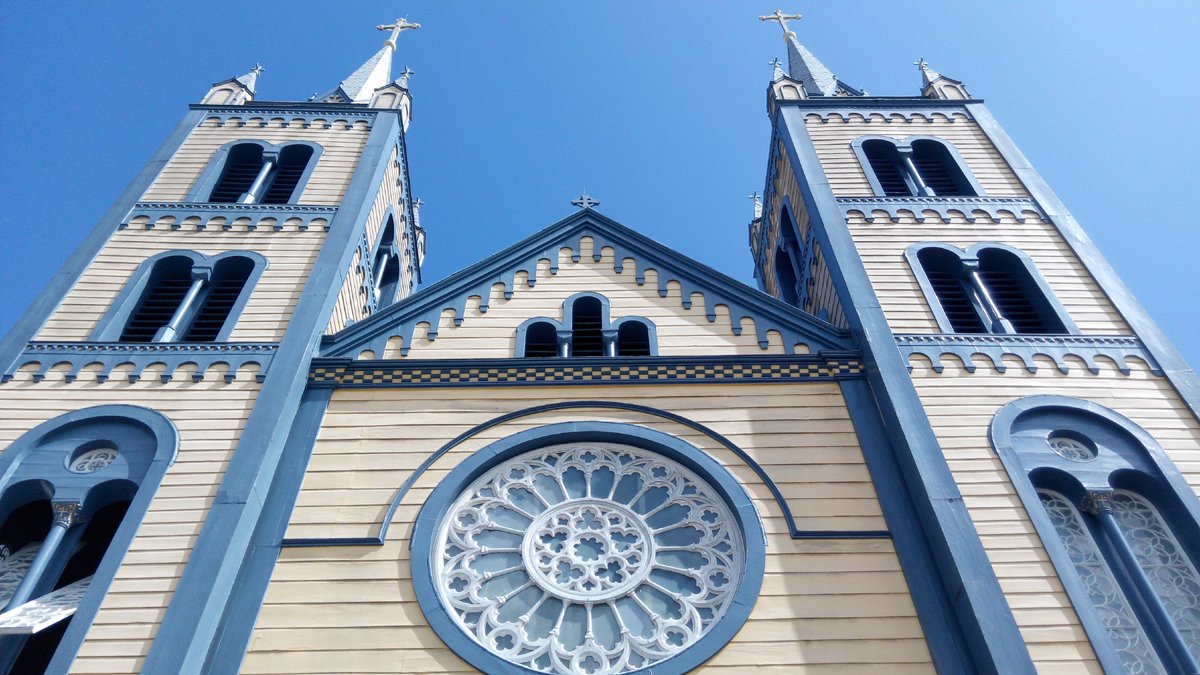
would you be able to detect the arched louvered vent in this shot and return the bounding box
[261,145,314,204]
[918,248,986,333]
[911,140,976,197]
[208,144,264,203]
[522,321,559,358]
[862,140,911,196]
[119,256,194,342]
[616,321,651,356]
[774,247,799,305]
[373,216,400,309]
[570,297,605,356]
[182,257,253,341]
[978,248,1066,334]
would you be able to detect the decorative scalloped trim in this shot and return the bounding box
[331,228,843,358]
[896,334,1163,376]
[198,110,374,130]
[802,109,974,123]
[121,202,336,232]
[4,342,277,384]
[838,196,1045,224]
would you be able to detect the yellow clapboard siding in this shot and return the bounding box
[908,362,1200,672]
[36,229,327,342]
[805,114,1028,197]
[847,215,1130,334]
[247,382,932,671]
[0,376,261,670]
[142,123,370,204]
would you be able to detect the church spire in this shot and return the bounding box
[201,64,262,105]
[318,18,420,104]
[915,57,971,100]
[758,10,861,97]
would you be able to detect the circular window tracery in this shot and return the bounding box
[68,443,119,474]
[1047,431,1097,462]
[432,442,745,674]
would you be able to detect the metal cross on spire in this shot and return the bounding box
[399,66,414,87]
[571,193,600,209]
[251,63,264,76]
[914,58,928,70]
[377,17,421,48]
[758,9,803,40]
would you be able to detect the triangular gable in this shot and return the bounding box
[321,210,853,358]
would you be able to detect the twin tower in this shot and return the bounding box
[0,14,1196,675]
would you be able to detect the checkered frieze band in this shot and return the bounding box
[309,359,864,387]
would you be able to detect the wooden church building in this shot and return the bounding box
[0,11,1197,675]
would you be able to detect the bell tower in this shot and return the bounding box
[753,11,1200,675]
[0,20,424,672]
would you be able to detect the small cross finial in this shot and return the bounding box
[749,192,763,219]
[377,17,421,48]
[251,63,264,76]
[571,193,600,209]
[769,57,782,69]
[914,57,928,70]
[759,9,803,40]
[399,66,414,86]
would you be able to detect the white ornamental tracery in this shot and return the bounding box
[433,443,744,674]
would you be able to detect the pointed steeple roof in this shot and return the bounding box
[916,58,942,89]
[758,11,861,97]
[318,18,420,104]
[234,64,262,95]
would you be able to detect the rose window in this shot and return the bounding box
[1048,432,1097,462]
[68,445,119,474]
[432,442,745,674]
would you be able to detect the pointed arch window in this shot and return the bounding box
[0,407,177,674]
[370,214,401,311]
[516,294,657,358]
[190,141,323,205]
[907,243,1073,335]
[852,136,982,197]
[773,207,803,306]
[991,397,1200,674]
[92,251,266,343]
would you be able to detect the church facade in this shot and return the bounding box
[0,13,1198,675]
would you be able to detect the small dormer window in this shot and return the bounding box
[517,294,657,358]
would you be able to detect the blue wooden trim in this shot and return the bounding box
[407,420,765,675]
[966,102,1200,421]
[838,379,976,674]
[143,112,402,673]
[837,196,1043,224]
[895,333,1161,376]
[184,139,325,203]
[203,387,333,673]
[0,109,207,375]
[6,341,277,385]
[904,241,1078,335]
[0,405,179,675]
[281,399,886,548]
[320,209,853,359]
[89,249,268,342]
[775,106,1034,674]
[989,395,1200,673]
[121,202,337,232]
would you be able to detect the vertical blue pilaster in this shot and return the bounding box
[774,104,1034,674]
[142,112,403,674]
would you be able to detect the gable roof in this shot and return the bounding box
[321,209,854,358]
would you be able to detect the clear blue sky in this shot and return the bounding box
[1,2,1197,368]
